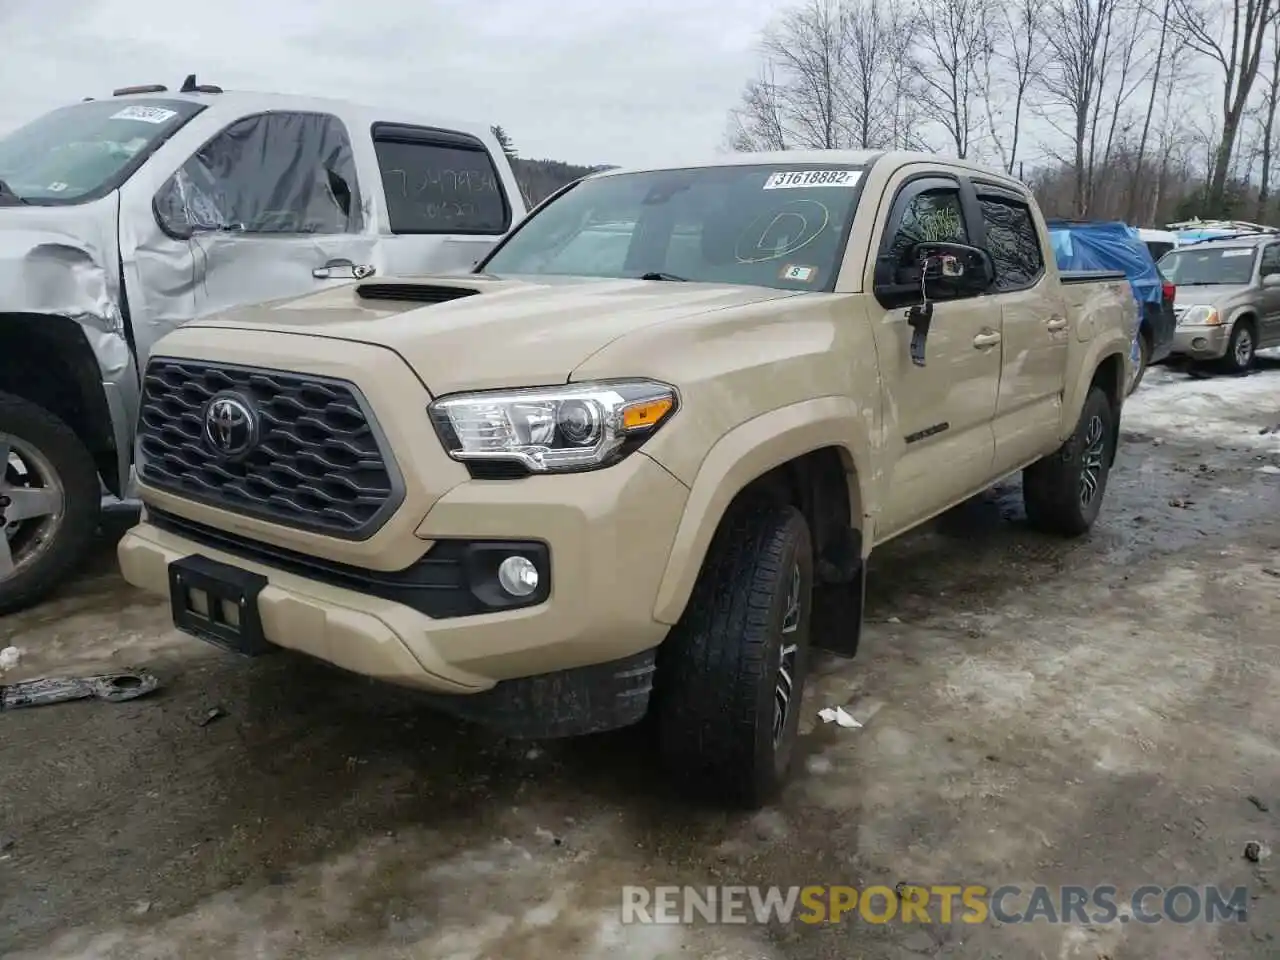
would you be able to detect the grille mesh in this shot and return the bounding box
[137,359,401,538]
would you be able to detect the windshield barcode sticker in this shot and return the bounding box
[763,170,861,190]
[1221,249,1253,257]
[110,105,178,124]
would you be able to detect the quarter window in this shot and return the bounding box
[372,131,509,235]
[978,195,1045,290]
[154,111,362,236]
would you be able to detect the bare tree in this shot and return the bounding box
[1124,0,1174,220]
[912,0,991,157]
[1038,0,1122,214]
[726,67,790,151]
[1174,0,1279,208]
[1255,16,1280,219]
[979,0,1045,173]
[845,0,918,148]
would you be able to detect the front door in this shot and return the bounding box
[149,110,377,323]
[1256,242,1280,348]
[871,175,1001,539]
[973,187,1070,472]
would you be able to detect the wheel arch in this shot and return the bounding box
[651,397,873,626]
[0,313,118,493]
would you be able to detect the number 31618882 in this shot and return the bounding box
[762,169,861,190]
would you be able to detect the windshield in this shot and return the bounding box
[0,98,204,204]
[480,164,868,292]
[1157,246,1257,286]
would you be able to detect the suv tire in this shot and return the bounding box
[654,498,813,808]
[1022,385,1116,537]
[0,392,101,614]
[1128,328,1151,395]
[1219,319,1256,374]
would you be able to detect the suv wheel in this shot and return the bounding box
[1022,385,1116,537]
[1220,320,1256,374]
[0,392,101,614]
[654,498,813,808]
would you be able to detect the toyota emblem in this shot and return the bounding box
[203,394,258,457]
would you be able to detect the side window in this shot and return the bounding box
[886,187,968,264]
[977,195,1045,290]
[154,112,362,237]
[372,129,509,235]
[1259,244,1280,277]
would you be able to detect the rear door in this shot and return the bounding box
[870,172,1001,539]
[970,183,1070,473]
[368,124,516,275]
[150,110,376,321]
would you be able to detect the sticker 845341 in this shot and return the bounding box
[763,169,861,190]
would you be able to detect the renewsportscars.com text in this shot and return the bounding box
[621,884,1249,925]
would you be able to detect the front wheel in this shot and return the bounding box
[1022,385,1116,537]
[654,499,813,808]
[1127,329,1151,395]
[1219,320,1256,374]
[0,392,101,614]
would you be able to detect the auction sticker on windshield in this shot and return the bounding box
[110,105,178,124]
[763,170,861,190]
[1221,249,1253,257]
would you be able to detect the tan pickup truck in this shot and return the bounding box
[118,151,1135,807]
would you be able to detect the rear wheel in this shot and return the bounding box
[654,498,813,808]
[0,392,101,614]
[1219,320,1256,374]
[1022,385,1116,537]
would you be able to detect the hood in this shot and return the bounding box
[186,273,805,395]
[0,199,120,324]
[1173,284,1250,307]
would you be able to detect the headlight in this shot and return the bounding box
[1180,305,1220,325]
[428,379,678,474]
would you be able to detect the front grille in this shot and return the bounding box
[137,359,404,539]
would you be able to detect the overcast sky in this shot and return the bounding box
[0,0,777,168]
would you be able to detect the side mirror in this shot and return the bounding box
[1262,273,1280,287]
[903,241,994,297]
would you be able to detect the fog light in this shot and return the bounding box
[1193,337,1208,349]
[497,555,539,597]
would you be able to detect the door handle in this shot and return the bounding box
[313,258,375,280]
[972,330,1002,348]
[1046,315,1068,332]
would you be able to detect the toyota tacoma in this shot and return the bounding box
[118,151,1135,807]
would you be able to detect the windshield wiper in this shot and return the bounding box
[638,271,688,282]
[0,178,29,205]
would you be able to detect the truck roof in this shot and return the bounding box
[587,150,1032,193]
[97,87,498,144]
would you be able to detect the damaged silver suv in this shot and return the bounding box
[0,78,526,613]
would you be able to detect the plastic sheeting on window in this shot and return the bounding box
[154,112,363,237]
[1045,219,1162,307]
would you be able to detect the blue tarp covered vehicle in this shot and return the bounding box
[1046,219,1176,392]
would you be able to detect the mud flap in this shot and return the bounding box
[811,561,866,659]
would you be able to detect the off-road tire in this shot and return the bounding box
[654,498,813,809]
[0,392,101,614]
[1219,319,1257,374]
[1022,385,1116,537]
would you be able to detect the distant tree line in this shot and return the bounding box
[724,0,1280,226]
[490,125,609,207]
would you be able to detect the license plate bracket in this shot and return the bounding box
[168,554,272,657]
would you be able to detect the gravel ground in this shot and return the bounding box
[2,358,1278,960]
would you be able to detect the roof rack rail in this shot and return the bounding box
[1166,217,1280,234]
[113,84,168,96]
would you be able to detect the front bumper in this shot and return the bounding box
[1170,322,1231,360]
[119,450,687,696]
